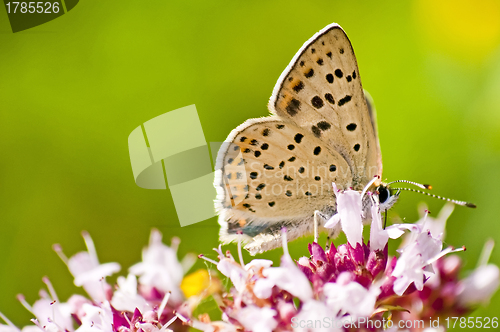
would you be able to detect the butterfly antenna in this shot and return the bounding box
[387,180,432,190]
[393,187,476,208]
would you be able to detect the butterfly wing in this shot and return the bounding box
[269,23,381,190]
[215,23,382,254]
[214,117,351,253]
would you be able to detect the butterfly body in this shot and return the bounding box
[214,23,389,254]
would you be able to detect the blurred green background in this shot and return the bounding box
[1,0,499,328]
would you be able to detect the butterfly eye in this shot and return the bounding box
[377,186,390,203]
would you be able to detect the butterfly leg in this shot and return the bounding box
[313,210,329,243]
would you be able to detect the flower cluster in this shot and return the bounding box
[0,186,498,332]
[197,187,499,332]
[0,230,214,332]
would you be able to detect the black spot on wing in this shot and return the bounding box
[305,69,314,78]
[311,126,321,138]
[325,93,335,104]
[311,96,324,109]
[346,75,352,82]
[317,121,331,131]
[338,95,352,106]
[354,144,360,152]
[276,124,285,129]
[316,59,323,65]
[326,74,334,84]
[326,51,332,58]
[262,128,270,136]
[346,123,357,131]
[261,143,269,150]
[293,81,304,92]
[352,70,357,79]
[286,98,301,116]
[335,69,343,78]
[313,146,321,155]
[294,133,303,143]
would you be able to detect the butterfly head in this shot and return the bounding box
[376,183,400,211]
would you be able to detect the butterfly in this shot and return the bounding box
[213,23,400,255]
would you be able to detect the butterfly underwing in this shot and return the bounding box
[214,23,387,255]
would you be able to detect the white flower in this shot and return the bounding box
[323,272,380,319]
[55,232,120,302]
[66,295,92,323]
[16,278,74,332]
[417,203,453,239]
[217,258,248,293]
[292,300,343,332]
[391,226,445,295]
[111,274,150,313]
[31,297,73,332]
[324,184,363,247]
[191,320,238,332]
[129,229,185,303]
[244,259,273,271]
[369,202,389,251]
[74,302,113,332]
[236,305,277,332]
[456,240,500,306]
[254,246,313,301]
[0,324,19,332]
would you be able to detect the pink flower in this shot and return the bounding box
[391,226,445,295]
[236,305,278,332]
[129,230,192,304]
[456,239,500,307]
[54,231,120,302]
[323,272,380,319]
[254,247,313,301]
